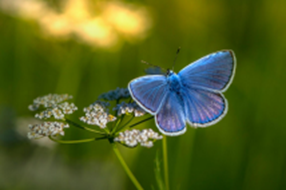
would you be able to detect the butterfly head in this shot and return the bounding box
[166,69,175,76]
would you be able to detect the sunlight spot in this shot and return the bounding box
[0,0,152,49]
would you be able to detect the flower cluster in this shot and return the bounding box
[29,94,78,120]
[28,94,73,111]
[27,122,69,139]
[80,102,116,128]
[114,129,163,148]
[58,102,78,114]
[27,94,76,139]
[98,87,130,101]
[113,101,146,117]
[27,90,160,149]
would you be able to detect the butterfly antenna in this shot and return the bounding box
[142,60,167,75]
[141,60,155,67]
[172,47,181,71]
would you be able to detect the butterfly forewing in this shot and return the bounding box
[178,50,235,92]
[128,75,168,114]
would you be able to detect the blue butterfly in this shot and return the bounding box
[128,50,236,136]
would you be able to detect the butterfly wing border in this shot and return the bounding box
[220,50,236,93]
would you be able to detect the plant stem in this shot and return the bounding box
[129,116,153,128]
[117,116,134,132]
[111,142,144,190]
[111,115,124,134]
[49,136,106,144]
[163,135,170,190]
[65,118,106,135]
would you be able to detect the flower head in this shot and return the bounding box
[114,129,162,148]
[58,102,78,114]
[113,101,146,117]
[27,122,69,139]
[29,94,77,120]
[80,102,116,128]
[98,87,130,101]
[29,94,73,111]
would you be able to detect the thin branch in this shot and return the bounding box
[65,118,106,135]
[129,116,153,128]
[49,136,108,144]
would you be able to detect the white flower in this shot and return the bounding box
[113,101,146,117]
[114,129,162,148]
[27,122,69,139]
[35,108,53,119]
[51,107,65,120]
[80,103,116,128]
[140,141,153,148]
[29,94,77,120]
[58,102,78,114]
[29,94,73,111]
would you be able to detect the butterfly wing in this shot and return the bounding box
[178,50,235,127]
[178,50,236,92]
[128,75,168,114]
[181,87,227,127]
[129,50,235,133]
[155,91,186,136]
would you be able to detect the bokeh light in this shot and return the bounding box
[0,0,152,48]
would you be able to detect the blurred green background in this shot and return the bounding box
[1,0,286,189]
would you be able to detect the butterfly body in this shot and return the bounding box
[128,50,236,136]
[167,71,182,93]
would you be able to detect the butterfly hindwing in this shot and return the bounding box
[178,50,236,92]
[182,87,227,127]
[128,75,168,114]
[155,91,186,136]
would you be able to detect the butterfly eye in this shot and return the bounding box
[166,69,173,76]
[166,69,170,75]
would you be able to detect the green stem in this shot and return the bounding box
[117,116,134,132]
[163,135,170,190]
[103,126,110,134]
[65,118,106,135]
[111,115,124,134]
[49,136,107,144]
[111,142,144,190]
[129,116,153,128]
